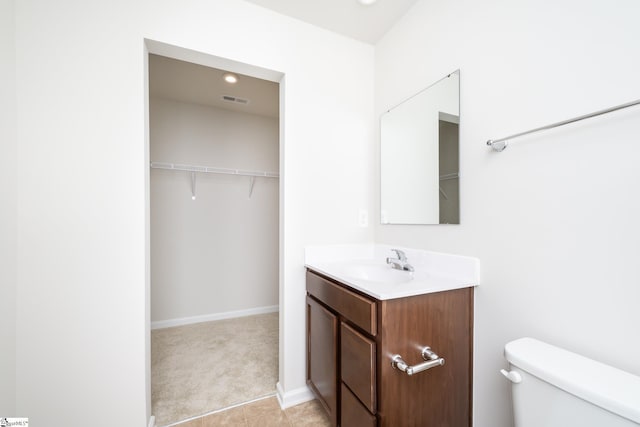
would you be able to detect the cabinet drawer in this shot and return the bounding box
[341,383,376,427]
[341,322,376,413]
[306,270,377,335]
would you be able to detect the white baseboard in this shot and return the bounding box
[276,382,315,409]
[151,305,279,330]
[147,415,155,427]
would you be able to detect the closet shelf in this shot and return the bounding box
[151,161,278,200]
[439,172,459,181]
[150,162,279,178]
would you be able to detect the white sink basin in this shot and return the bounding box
[305,244,479,300]
[341,263,414,285]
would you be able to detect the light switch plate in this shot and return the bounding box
[358,209,368,227]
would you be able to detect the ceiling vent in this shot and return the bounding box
[221,95,250,105]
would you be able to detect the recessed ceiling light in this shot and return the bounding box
[358,0,377,5]
[223,73,238,84]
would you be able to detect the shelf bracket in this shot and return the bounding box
[190,172,196,200]
[439,186,449,200]
[248,176,256,199]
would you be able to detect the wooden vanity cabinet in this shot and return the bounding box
[306,269,474,427]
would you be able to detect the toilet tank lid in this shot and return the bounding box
[505,337,640,424]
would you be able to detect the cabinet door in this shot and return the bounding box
[341,322,376,413]
[307,296,338,426]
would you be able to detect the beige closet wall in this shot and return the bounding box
[150,97,279,324]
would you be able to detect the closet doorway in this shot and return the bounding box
[148,54,280,427]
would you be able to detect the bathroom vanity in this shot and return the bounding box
[305,245,478,427]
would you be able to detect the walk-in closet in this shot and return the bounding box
[148,54,280,427]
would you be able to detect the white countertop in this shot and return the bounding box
[305,244,479,300]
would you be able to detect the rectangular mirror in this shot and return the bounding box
[380,70,459,225]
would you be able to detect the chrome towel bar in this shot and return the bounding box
[486,97,640,152]
[391,346,445,376]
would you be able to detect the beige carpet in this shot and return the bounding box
[151,312,279,427]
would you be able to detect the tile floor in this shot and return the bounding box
[172,396,331,427]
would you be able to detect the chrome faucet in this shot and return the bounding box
[386,249,414,272]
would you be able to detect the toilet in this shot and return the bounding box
[502,337,640,426]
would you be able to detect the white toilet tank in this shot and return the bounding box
[503,337,640,427]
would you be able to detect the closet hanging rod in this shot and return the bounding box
[486,97,640,152]
[150,162,279,178]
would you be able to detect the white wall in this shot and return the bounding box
[14,0,374,424]
[375,0,640,426]
[0,0,17,416]
[150,98,279,323]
